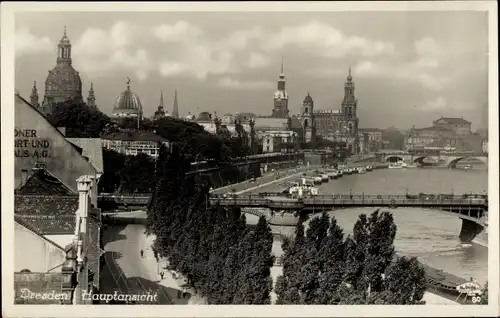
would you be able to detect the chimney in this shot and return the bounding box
[21,169,29,185]
[57,127,66,136]
[74,175,93,304]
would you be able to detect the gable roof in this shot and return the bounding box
[67,138,104,174]
[434,117,471,125]
[15,218,66,251]
[14,195,79,235]
[16,168,76,195]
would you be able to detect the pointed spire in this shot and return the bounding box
[30,80,39,107]
[126,77,131,90]
[159,90,164,108]
[281,55,284,74]
[172,89,179,119]
[64,25,67,37]
[87,82,96,108]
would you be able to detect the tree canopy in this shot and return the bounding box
[276,210,427,305]
[148,149,274,304]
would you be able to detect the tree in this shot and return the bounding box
[98,149,127,193]
[47,99,112,138]
[117,153,156,193]
[379,256,426,304]
[233,216,274,304]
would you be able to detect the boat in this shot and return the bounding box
[405,163,418,168]
[319,174,330,182]
[464,164,473,170]
[313,176,323,184]
[343,168,353,175]
[288,178,320,197]
[388,162,404,169]
[366,165,373,171]
[357,167,366,174]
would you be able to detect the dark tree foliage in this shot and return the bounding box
[148,146,273,304]
[276,210,426,305]
[98,149,127,193]
[232,216,274,304]
[47,99,112,138]
[117,153,157,193]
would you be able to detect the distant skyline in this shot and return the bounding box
[15,11,488,130]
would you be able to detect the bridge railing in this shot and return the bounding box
[209,193,487,207]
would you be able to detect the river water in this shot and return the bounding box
[248,164,489,286]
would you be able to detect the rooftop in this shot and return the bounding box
[434,116,471,125]
[16,168,75,196]
[254,117,288,129]
[102,130,167,142]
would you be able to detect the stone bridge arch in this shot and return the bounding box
[446,156,488,168]
[385,155,405,163]
[412,156,440,164]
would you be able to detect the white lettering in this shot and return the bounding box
[18,289,68,301]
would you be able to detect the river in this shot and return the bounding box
[247,165,489,286]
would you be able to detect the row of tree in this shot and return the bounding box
[276,210,427,304]
[148,146,275,304]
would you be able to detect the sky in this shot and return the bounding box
[14,10,489,130]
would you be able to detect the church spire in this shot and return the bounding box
[87,83,96,108]
[30,80,39,107]
[281,55,284,75]
[57,26,72,65]
[172,89,179,119]
[159,90,164,109]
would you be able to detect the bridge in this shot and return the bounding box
[355,151,487,168]
[98,192,487,242]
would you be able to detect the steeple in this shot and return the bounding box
[280,55,284,75]
[159,90,164,110]
[87,83,96,108]
[172,89,179,119]
[30,81,39,107]
[57,26,72,65]
[343,67,355,102]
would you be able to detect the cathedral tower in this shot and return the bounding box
[271,56,289,118]
[87,83,96,108]
[340,67,359,153]
[301,92,315,142]
[41,27,83,115]
[30,81,39,108]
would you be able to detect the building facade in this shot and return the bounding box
[101,131,169,158]
[358,128,383,153]
[405,116,481,152]
[260,130,298,153]
[312,68,360,154]
[482,140,488,154]
[433,117,472,135]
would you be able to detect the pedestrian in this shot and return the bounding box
[140,249,144,258]
[160,271,164,280]
[177,290,182,299]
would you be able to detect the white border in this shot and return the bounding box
[1,1,498,317]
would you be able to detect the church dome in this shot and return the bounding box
[303,93,313,104]
[45,64,83,97]
[112,79,142,118]
[196,111,212,121]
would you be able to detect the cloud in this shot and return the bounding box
[420,96,447,111]
[260,21,395,58]
[72,21,154,81]
[15,28,54,56]
[217,77,274,90]
[153,21,202,43]
[247,52,271,69]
